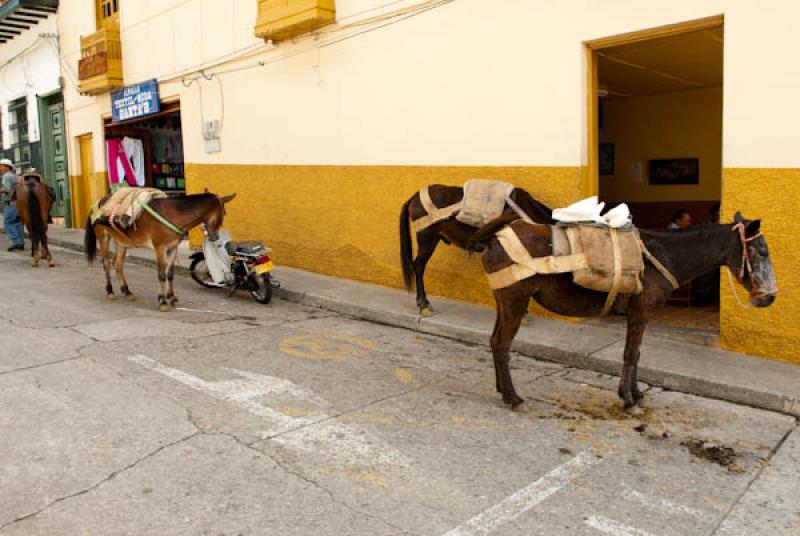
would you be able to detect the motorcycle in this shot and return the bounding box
[189,227,278,304]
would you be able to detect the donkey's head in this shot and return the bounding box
[727,212,777,307]
[202,191,236,241]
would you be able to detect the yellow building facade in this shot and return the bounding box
[58,0,799,364]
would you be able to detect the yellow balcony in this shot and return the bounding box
[78,27,123,95]
[254,0,335,42]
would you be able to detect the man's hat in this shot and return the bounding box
[0,158,13,167]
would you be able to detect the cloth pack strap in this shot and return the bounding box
[504,193,534,224]
[135,198,184,235]
[600,228,624,316]
[638,239,680,289]
[486,226,588,289]
[411,186,463,233]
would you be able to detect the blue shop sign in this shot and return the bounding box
[111,79,161,122]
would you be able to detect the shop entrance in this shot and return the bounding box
[586,17,724,334]
[103,101,185,195]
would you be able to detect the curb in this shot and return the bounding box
[38,232,800,418]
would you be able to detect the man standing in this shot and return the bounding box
[0,159,23,251]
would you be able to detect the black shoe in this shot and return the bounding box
[8,244,23,251]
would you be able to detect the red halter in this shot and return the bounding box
[731,222,773,299]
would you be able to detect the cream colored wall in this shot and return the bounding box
[59,0,741,172]
[599,88,722,202]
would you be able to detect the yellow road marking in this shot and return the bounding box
[279,333,375,360]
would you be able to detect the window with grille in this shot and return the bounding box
[95,0,119,29]
[8,98,31,169]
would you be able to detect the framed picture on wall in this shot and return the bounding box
[599,143,615,176]
[649,158,699,185]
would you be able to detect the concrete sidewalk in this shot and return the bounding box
[26,225,800,417]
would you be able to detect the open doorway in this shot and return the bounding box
[103,101,185,195]
[588,18,724,334]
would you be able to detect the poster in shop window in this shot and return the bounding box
[111,79,161,123]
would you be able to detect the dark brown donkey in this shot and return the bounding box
[400,185,553,315]
[85,192,235,311]
[470,212,777,411]
[13,173,56,267]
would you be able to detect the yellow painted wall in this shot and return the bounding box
[720,168,799,364]
[187,164,579,308]
[599,88,722,202]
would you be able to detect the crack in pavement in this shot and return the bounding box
[0,431,201,533]
[709,421,799,536]
[219,430,417,536]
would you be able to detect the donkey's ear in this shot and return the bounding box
[745,219,761,235]
[203,187,209,194]
[733,211,744,223]
[220,193,236,204]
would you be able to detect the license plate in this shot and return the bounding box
[255,261,274,274]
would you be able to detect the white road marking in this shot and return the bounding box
[441,451,603,536]
[128,354,408,467]
[585,515,659,536]
[622,485,704,518]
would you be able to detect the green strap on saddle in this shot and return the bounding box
[135,198,184,235]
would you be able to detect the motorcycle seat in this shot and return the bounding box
[225,241,265,255]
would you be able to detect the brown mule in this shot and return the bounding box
[13,173,56,267]
[85,192,235,311]
[470,211,777,411]
[399,185,553,316]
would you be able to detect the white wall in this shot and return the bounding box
[58,0,800,174]
[0,15,61,148]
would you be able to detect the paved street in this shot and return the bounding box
[0,245,797,536]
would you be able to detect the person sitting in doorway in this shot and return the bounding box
[0,158,23,251]
[706,202,721,224]
[667,208,691,230]
[691,202,723,305]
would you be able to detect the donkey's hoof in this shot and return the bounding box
[159,303,170,312]
[125,293,136,302]
[48,260,55,267]
[624,404,644,416]
[107,293,117,301]
[420,306,434,317]
[520,315,530,326]
[31,261,39,267]
[511,401,529,413]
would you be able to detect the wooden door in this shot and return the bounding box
[72,135,95,227]
[41,100,69,222]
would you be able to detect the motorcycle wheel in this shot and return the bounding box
[250,273,273,304]
[190,255,219,289]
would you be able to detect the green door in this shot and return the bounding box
[41,99,69,223]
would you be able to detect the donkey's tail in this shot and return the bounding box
[85,216,97,263]
[26,185,46,246]
[469,213,519,252]
[399,196,415,291]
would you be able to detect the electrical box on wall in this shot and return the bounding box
[202,120,221,154]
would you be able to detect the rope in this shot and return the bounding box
[726,268,752,309]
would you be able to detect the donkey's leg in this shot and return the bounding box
[413,231,441,316]
[165,246,179,306]
[619,294,648,410]
[42,233,55,267]
[490,290,530,409]
[30,227,41,267]
[99,232,115,300]
[114,247,135,301]
[155,246,170,312]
